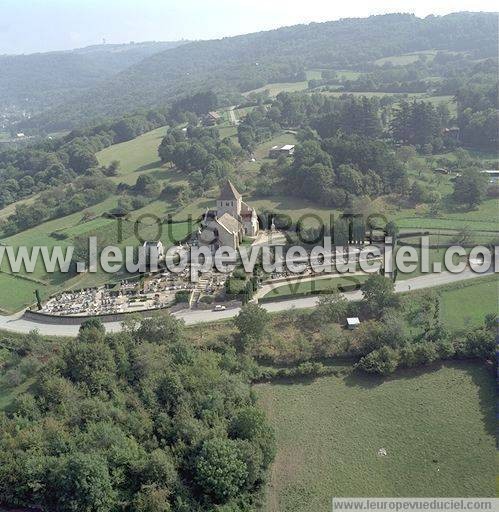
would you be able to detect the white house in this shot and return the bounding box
[269,144,295,158]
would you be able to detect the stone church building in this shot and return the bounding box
[198,180,259,251]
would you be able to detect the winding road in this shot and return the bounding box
[0,268,494,337]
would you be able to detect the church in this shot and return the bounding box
[198,180,259,251]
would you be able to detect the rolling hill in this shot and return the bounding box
[18,11,498,132]
[0,41,187,113]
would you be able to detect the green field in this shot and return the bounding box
[96,125,168,183]
[0,193,39,222]
[257,362,495,511]
[0,273,40,313]
[263,275,368,299]
[374,50,438,66]
[335,70,365,80]
[439,276,498,329]
[244,81,309,97]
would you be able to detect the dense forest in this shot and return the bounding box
[17,12,498,132]
[0,316,275,511]
[0,41,185,114]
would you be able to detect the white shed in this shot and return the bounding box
[347,317,360,330]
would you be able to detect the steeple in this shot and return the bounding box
[218,180,241,200]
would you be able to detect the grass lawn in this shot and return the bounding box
[96,125,168,177]
[306,70,323,80]
[438,276,498,329]
[335,70,365,80]
[263,275,368,299]
[257,362,495,511]
[244,81,309,97]
[0,273,40,312]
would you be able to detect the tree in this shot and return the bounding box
[313,290,349,323]
[104,160,120,176]
[193,438,248,504]
[68,147,98,174]
[452,168,488,209]
[356,346,399,375]
[48,452,116,512]
[233,304,270,351]
[380,309,408,348]
[132,485,171,512]
[136,314,184,344]
[463,327,495,359]
[61,341,116,393]
[396,145,417,163]
[134,175,159,197]
[79,317,105,333]
[230,407,276,467]
[362,275,398,314]
[385,221,399,240]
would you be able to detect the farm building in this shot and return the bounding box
[442,126,460,141]
[481,170,499,183]
[203,111,221,126]
[269,144,295,158]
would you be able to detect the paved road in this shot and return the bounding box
[0,269,494,337]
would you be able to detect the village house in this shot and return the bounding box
[199,180,259,251]
[269,144,295,158]
[203,111,221,126]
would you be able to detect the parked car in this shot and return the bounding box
[213,305,226,311]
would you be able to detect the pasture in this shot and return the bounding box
[374,50,438,66]
[96,125,168,180]
[244,81,309,97]
[257,362,495,511]
[438,276,498,329]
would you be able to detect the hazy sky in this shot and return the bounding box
[0,0,497,54]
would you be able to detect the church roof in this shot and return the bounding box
[219,180,241,200]
[216,213,241,235]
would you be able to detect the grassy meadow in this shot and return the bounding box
[438,276,498,329]
[257,362,495,511]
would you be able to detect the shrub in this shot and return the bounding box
[356,346,400,375]
[175,290,190,303]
